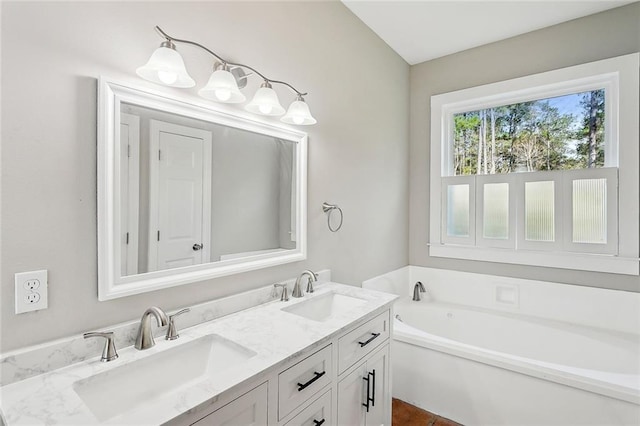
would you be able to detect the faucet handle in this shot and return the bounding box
[306,275,316,293]
[84,331,119,362]
[166,308,190,341]
[273,283,289,301]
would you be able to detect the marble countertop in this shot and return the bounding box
[0,282,396,425]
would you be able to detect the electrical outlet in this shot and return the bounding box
[24,279,41,291]
[15,270,48,314]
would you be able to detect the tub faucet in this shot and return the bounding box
[292,269,318,297]
[412,281,426,301]
[135,307,169,350]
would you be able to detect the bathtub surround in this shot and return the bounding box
[0,1,409,352]
[409,2,640,292]
[365,266,640,335]
[364,267,640,425]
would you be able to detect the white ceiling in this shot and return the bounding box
[342,1,636,65]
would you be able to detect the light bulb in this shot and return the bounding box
[157,70,178,85]
[215,88,232,101]
[293,115,304,125]
[259,104,273,114]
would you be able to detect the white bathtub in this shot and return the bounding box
[364,267,640,425]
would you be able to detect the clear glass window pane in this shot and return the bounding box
[452,89,605,176]
[573,178,607,244]
[447,184,469,237]
[525,181,555,241]
[483,183,509,239]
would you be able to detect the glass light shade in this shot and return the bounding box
[281,98,317,125]
[198,69,246,103]
[136,44,195,88]
[245,85,285,116]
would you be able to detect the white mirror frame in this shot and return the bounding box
[97,77,307,301]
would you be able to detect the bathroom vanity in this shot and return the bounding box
[0,282,396,425]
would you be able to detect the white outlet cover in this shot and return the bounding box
[15,270,48,314]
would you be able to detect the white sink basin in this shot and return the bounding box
[73,334,255,421]
[282,292,367,322]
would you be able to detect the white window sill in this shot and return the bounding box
[429,244,639,276]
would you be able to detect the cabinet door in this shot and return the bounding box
[364,345,390,426]
[337,362,367,426]
[192,382,268,426]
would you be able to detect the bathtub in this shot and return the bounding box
[364,267,640,425]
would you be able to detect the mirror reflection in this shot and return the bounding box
[119,102,297,277]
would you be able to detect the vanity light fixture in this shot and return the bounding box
[136,26,316,125]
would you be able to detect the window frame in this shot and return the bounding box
[429,53,639,275]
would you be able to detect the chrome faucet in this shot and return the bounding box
[135,307,169,350]
[292,269,318,297]
[412,281,426,301]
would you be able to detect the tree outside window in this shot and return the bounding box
[452,89,605,176]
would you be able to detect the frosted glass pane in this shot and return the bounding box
[573,179,607,244]
[483,183,509,239]
[525,181,555,241]
[447,184,469,237]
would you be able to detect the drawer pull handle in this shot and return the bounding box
[313,420,325,426]
[358,332,381,347]
[297,371,325,391]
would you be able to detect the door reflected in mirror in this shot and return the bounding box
[119,102,297,277]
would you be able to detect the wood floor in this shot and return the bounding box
[392,398,462,426]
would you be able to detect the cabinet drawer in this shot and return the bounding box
[278,344,332,420]
[191,382,267,425]
[338,310,389,374]
[284,388,332,426]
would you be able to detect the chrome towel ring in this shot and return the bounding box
[322,202,343,232]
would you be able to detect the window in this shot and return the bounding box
[429,54,639,275]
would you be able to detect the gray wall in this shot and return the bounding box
[409,3,640,292]
[1,1,409,351]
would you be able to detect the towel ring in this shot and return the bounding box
[322,202,343,232]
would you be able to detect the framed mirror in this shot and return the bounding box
[98,78,307,300]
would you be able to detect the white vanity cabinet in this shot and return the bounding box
[175,309,392,426]
[0,283,397,426]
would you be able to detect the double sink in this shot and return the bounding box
[72,289,367,422]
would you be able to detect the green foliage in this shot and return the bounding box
[452,89,605,175]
